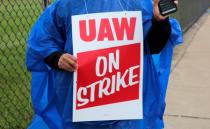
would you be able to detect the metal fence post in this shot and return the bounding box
[44,0,48,8]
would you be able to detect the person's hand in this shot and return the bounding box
[58,53,78,72]
[153,0,178,21]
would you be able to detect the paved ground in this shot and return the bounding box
[164,9,210,129]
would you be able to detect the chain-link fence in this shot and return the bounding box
[0,0,209,129]
[0,0,53,128]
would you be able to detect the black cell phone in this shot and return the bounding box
[158,0,177,16]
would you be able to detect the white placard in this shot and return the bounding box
[72,11,143,122]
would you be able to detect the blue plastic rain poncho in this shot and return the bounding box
[26,0,183,129]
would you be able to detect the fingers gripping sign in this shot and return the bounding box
[58,53,78,72]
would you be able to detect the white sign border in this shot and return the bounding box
[72,11,144,122]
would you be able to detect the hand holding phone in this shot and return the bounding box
[158,0,177,16]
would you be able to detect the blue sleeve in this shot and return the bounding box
[26,1,66,71]
[169,18,183,46]
[153,17,183,97]
[150,17,183,128]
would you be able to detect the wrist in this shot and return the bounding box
[44,51,65,70]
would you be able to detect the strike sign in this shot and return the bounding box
[72,11,143,122]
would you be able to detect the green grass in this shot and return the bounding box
[0,0,44,128]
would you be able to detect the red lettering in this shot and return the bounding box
[112,17,136,40]
[98,18,114,41]
[79,19,96,42]
[79,17,137,42]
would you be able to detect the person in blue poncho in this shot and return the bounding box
[26,0,183,129]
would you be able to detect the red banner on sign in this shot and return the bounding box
[76,43,141,110]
